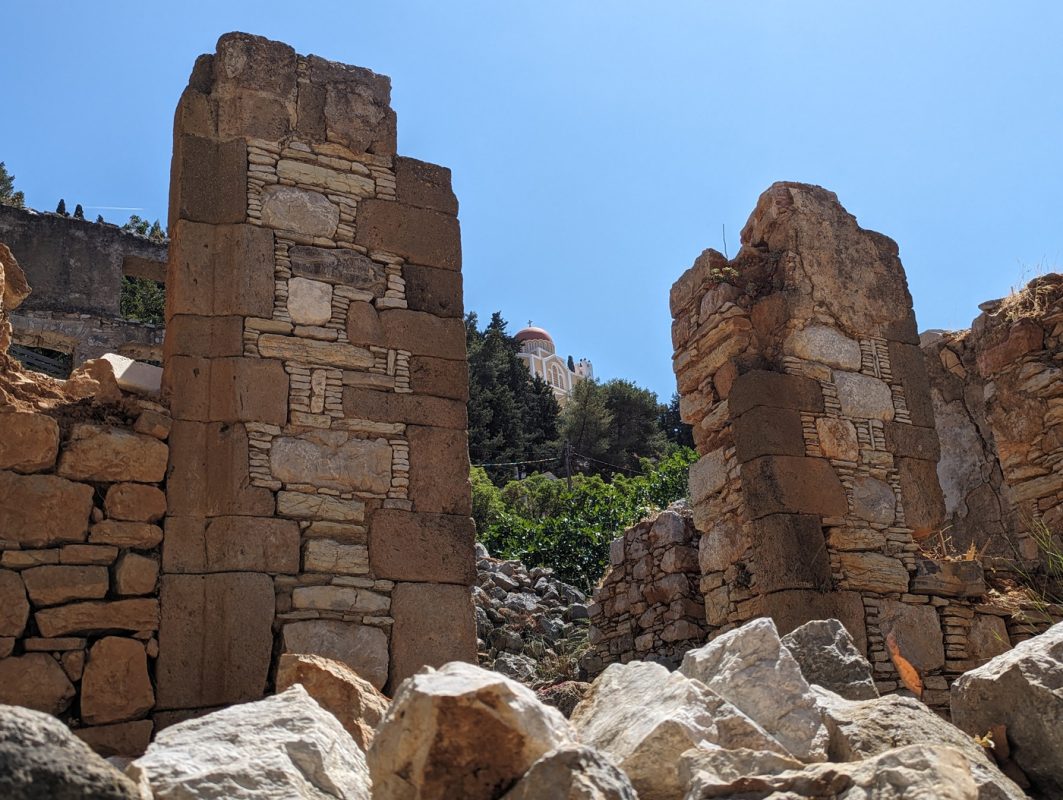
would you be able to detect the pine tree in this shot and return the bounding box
[96,215,105,224]
[73,204,84,219]
[560,379,613,471]
[659,392,694,449]
[148,220,166,242]
[0,162,14,201]
[56,198,67,216]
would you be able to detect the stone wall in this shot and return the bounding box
[584,505,705,673]
[157,32,475,716]
[0,205,167,365]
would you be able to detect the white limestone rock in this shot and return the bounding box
[679,617,830,762]
[287,277,334,326]
[678,745,804,798]
[128,685,370,799]
[781,618,878,700]
[571,660,786,800]
[368,661,574,800]
[100,353,162,397]
[500,744,638,800]
[951,620,1063,797]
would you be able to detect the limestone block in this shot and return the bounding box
[155,574,274,710]
[166,222,274,317]
[834,371,895,421]
[877,599,945,672]
[276,158,375,196]
[341,386,468,430]
[81,637,154,725]
[967,614,1011,661]
[501,743,638,800]
[21,565,109,607]
[850,476,897,525]
[104,483,167,523]
[407,425,472,515]
[750,513,832,593]
[356,199,462,272]
[728,370,825,416]
[688,448,729,504]
[258,333,374,369]
[114,553,159,596]
[282,620,389,690]
[99,353,162,396]
[838,552,910,595]
[678,745,804,800]
[277,490,364,522]
[208,357,289,425]
[0,704,142,798]
[0,571,28,637]
[680,618,830,762]
[741,455,848,519]
[170,135,247,225]
[389,582,477,688]
[408,355,470,402]
[291,585,389,614]
[0,653,76,714]
[698,517,746,574]
[270,432,392,494]
[260,185,339,238]
[275,653,389,751]
[35,599,159,638]
[89,520,163,549]
[827,526,886,551]
[816,417,859,461]
[781,618,878,700]
[57,424,168,483]
[394,156,458,215]
[75,719,154,758]
[0,471,94,546]
[369,662,572,800]
[369,509,476,584]
[0,411,59,472]
[306,54,395,155]
[733,406,806,462]
[286,276,333,326]
[289,246,388,291]
[130,685,370,800]
[785,325,862,370]
[884,422,941,460]
[163,515,300,573]
[302,539,369,575]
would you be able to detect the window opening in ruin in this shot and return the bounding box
[9,343,72,378]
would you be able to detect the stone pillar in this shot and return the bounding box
[157,33,475,711]
[671,182,948,692]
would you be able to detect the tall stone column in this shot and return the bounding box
[157,33,475,712]
[671,182,948,692]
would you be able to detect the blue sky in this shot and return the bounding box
[4,2,1061,399]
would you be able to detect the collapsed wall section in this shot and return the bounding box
[158,33,475,712]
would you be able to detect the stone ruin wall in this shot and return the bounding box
[0,204,168,366]
[0,32,476,755]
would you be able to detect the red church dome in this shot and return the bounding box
[515,326,553,343]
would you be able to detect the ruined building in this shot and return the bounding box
[0,32,475,755]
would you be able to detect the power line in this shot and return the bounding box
[471,456,559,468]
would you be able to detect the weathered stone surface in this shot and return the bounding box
[81,637,153,725]
[408,355,469,401]
[977,318,1045,376]
[369,661,573,800]
[741,455,848,519]
[258,333,374,369]
[407,425,472,515]
[572,660,784,800]
[897,456,946,532]
[759,590,869,656]
[99,353,162,396]
[104,482,167,523]
[57,424,168,483]
[287,276,333,326]
[0,571,28,637]
[165,315,244,359]
[155,574,273,710]
[278,490,364,522]
[303,538,369,575]
[0,471,94,546]
[0,411,59,472]
[0,703,141,799]
[170,135,247,225]
[678,744,804,799]
[35,599,159,637]
[75,720,153,758]
[750,513,832,594]
[276,159,375,197]
[877,599,944,673]
[260,185,339,238]
[356,199,461,272]
[781,618,878,700]
[281,620,389,691]
[816,416,859,461]
[341,385,468,429]
[910,558,986,597]
[369,509,476,584]
[58,545,118,565]
[89,520,163,549]
[130,684,370,800]
[786,324,862,369]
[500,744,637,800]
[114,553,159,596]
[394,156,458,215]
[728,370,825,416]
[834,371,895,421]
[164,515,300,573]
[289,246,387,291]
[815,689,1025,799]
[21,565,109,607]
[884,422,941,461]
[850,476,897,524]
[403,263,463,319]
[680,618,829,762]
[276,653,389,751]
[733,406,806,462]
[838,552,910,594]
[292,585,390,614]
[270,432,392,493]
[167,221,273,317]
[389,582,477,688]
[0,653,74,717]
[380,308,466,360]
[951,622,1063,797]
[967,614,1011,662]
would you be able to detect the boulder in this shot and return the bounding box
[815,688,1025,800]
[571,660,785,800]
[128,684,370,799]
[683,743,981,800]
[0,704,141,800]
[679,617,830,761]
[0,653,76,715]
[951,621,1063,797]
[275,653,389,752]
[781,618,878,700]
[368,661,573,800]
[500,744,638,800]
[678,745,805,797]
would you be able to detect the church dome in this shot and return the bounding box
[515,326,555,355]
[515,326,553,344]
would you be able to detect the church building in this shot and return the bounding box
[514,324,593,405]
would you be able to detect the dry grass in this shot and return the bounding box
[997,261,1056,323]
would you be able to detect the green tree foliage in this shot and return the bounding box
[55,198,67,216]
[122,215,166,242]
[472,448,698,590]
[95,215,105,224]
[73,204,84,220]
[466,312,562,483]
[0,162,25,208]
[120,276,165,324]
[659,392,695,449]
